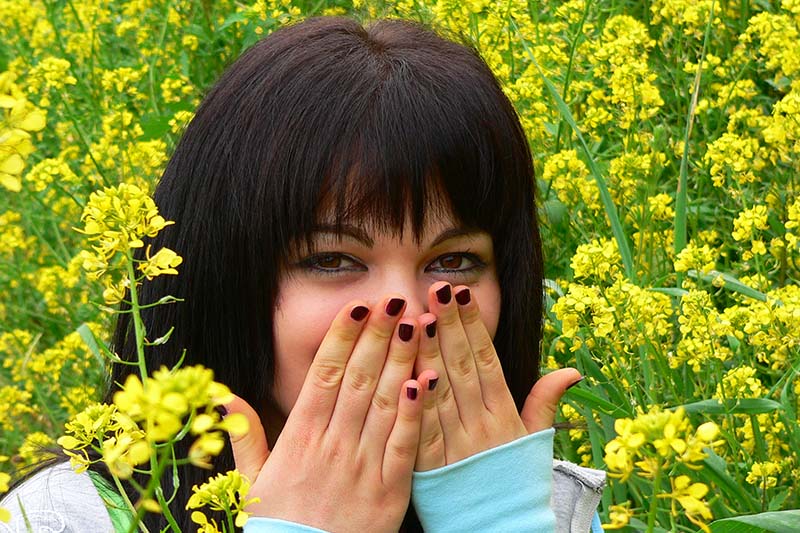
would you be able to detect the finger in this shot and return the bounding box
[415,370,445,472]
[382,379,423,486]
[329,295,407,437]
[428,282,484,419]
[520,368,583,434]
[452,286,516,414]
[224,394,270,484]
[414,313,461,437]
[292,301,372,429]
[361,317,419,455]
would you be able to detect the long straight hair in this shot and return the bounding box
[105,15,543,531]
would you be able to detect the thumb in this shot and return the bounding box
[223,394,270,483]
[520,368,583,434]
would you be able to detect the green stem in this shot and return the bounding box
[647,463,663,533]
[674,0,716,288]
[553,0,591,154]
[125,253,148,381]
[155,485,181,531]
[226,507,236,533]
[111,475,147,533]
[124,445,173,533]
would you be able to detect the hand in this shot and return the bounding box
[226,296,436,532]
[414,281,581,470]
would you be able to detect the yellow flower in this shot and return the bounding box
[186,470,261,529]
[76,183,174,276]
[732,205,769,243]
[112,366,247,467]
[674,242,717,274]
[746,461,782,489]
[602,502,634,529]
[570,238,621,282]
[660,475,713,532]
[138,245,183,280]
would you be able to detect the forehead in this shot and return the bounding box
[313,181,464,244]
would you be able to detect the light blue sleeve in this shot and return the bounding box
[591,511,604,533]
[411,428,556,533]
[244,517,330,532]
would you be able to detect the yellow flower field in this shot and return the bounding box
[1,0,799,531]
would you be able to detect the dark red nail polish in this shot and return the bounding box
[425,321,437,338]
[406,386,418,400]
[398,323,414,341]
[350,305,369,321]
[428,378,439,391]
[436,285,451,304]
[385,298,405,316]
[566,376,585,390]
[455,288,471,305]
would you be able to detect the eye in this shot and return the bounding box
[427,252,486,275]
[297,253,365,276]
[315,254,344,269]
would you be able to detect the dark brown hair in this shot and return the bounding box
[106,15,543,531]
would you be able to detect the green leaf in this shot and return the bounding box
[702,450,760,514]
[566,387,633,418]
[217,11,249,31]
[140,113,174,141]
[649,287,689,298]
[679,398,782,415]
[77,323,106,368]
[687,270,769,302]
[710,510,800,533]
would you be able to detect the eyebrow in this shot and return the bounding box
[310,223,482,249]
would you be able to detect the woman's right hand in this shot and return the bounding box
[225,296,434,533]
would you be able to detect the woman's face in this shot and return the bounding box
[270,211,501,425]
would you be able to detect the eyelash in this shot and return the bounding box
[296,252,487,278]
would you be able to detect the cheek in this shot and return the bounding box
[475,280,501,339]
[271,283,344,417]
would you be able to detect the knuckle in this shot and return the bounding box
[388,440,417,462]
[437,382,456,407]
[473,341,499,368]
[437,312,461,328]
[450,353,476,380]
[460,309,483,327]
[419,426,445,455]
[387,345,414,365]
[418,343,441,363]
[345,367,377,393]
[365,321,393,342]
[332,323,361,344]
[371,389,397,415]
[421,428,445,456]
[311,360,345,390]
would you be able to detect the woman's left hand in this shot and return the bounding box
[414,281,582,470]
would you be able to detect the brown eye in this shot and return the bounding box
[439,254,463,269]
[316,255,342,269]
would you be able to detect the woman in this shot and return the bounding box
[2,15,604,532]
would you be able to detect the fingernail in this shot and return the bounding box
[425,320,437,338]
[455,288,471,305]
[566,376,585,390]
[350,305,369,321]
[398,323,414,341]
[428,377,439,391]
[406,386,418,400]
[385,298,405,316]
[436,285,451,304]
